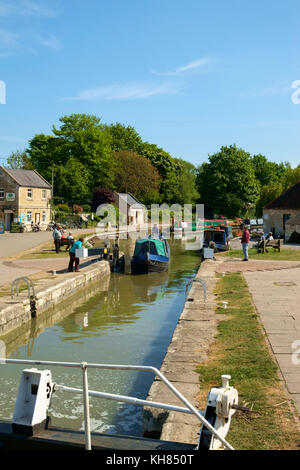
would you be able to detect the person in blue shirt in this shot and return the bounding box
[68,237,84,272]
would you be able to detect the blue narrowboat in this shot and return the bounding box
[131,236,170,274]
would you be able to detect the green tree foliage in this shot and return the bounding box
[173,158,199,205]
[27,114,115,203]
[7,150,34,170]
[114,150,161,204]
[197,145,260,218]
[255,182,284,217]
[106,122,143,153]
[281,165,300,189]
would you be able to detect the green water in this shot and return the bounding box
[0,237,200,437]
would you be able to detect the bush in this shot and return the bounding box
[56,204,70,213]
[73,204,83,214]
[82,204,91,213]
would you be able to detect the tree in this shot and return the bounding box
[197,145,260,218]
[281,166,300,190]
[91,187,116,212]
[255,182,284,217]
[114,150,161,204]
[139,142,182,203]
[252,154,279,187]
[173,158,199,205]
[7,150,34,170]
[27,114,115,203]
[105,122,143,153]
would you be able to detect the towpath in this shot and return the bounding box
[0,229,96,288]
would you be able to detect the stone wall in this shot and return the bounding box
[0,260,110,337]
[263,208,299,239]
[0,168,19,225]
[18,187,51,226]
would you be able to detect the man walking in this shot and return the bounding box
[241,225,250,261]
[68,237,84,272]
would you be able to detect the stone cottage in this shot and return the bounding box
[263,181,300,240]
[113,192,146,226]
[0,167,52,231]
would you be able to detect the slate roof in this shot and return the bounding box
[264,181,300,210]
[1,167,51,189]
[115,192,144,207]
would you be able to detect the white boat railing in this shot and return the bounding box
[0,358,234,451]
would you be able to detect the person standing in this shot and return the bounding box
[52,226,62,253]
[68,237,84,272]
[241,225,250,261]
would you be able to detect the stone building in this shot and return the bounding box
[285,213,300,241]
[263,181,300,240]
[113,192,146,226]
[0,167,52,231]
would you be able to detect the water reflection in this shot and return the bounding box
[0,237,200,436]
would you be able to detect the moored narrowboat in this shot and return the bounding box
[131,236,170,273]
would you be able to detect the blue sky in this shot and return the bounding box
[0,0,299,167]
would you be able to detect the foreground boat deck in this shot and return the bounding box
[0,421,196,451]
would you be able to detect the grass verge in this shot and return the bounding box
[196,272,300,450]
[16,231,96,260]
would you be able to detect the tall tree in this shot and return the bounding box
[114,150,161,204]
[27,114,115,202]
[197,145,260,218]
[173,158,199,205]
[7,150,34,170]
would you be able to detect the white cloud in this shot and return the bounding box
[36,33,62,50]
[151,57,210,76]
[0,0,56,17]
[62,81,182,101]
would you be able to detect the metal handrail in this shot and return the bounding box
[0,358,234,451]
[11,277,35,300]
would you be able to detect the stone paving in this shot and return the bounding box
[216,257,300,273]
[0,229,96,288]
[243,267,300,416]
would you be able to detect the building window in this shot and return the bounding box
[42,189,46,200]
[283,214,291,230]
[27,188,33,199]
[42,211,46,223]
[0,189,4,199]
[27,211,32,223]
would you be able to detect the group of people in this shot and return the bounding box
[52,225,74,253]
[52,225,84,273]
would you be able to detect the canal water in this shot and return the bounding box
[0,237,200,437]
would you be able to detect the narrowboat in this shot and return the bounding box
[131,236,170,273]
[203,225,233,252]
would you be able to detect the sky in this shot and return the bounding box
[0,0,300,168]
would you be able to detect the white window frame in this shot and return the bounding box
[42,211,46,223]
[0,189,4,199]
[42,189,46,200]
[27,211,32,223]
[27,188,33,200]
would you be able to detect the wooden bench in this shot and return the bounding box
[60,238,74,250]
[257,239,282,253]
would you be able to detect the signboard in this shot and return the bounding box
[6,192,15,201]
[0,222,4,234]
[19,213,27,223]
